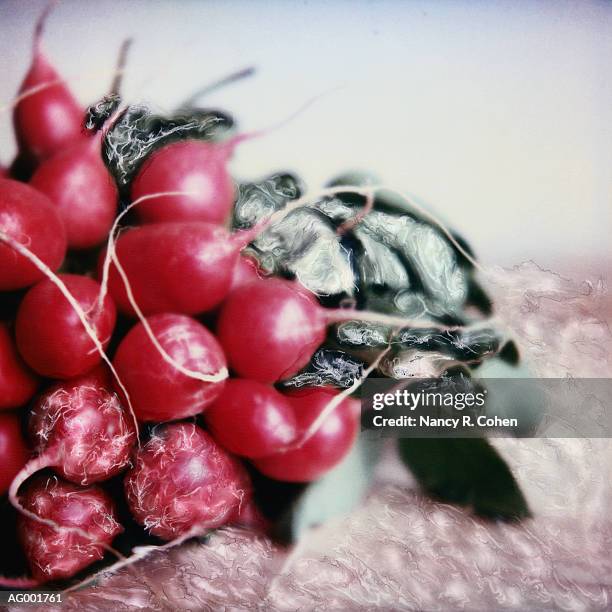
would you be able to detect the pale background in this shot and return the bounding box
[1,4,611,608]
[1,0,610,276]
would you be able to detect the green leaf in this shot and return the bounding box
[288,436,384,541]
[398,438,530,521]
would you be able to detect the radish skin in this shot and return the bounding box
[205,379,298,458]
[253,387,359,483]
[16,476,123,583]
[112,313,227,422]
[0,178,67,291]
[124,423,251,540]
[30,133,118,249]
[15,274,117,379]
[131,140,236,225]
[27,372,135,485]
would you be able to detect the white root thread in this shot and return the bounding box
[112,249,228,384]
[337,187,375,235]
[228,86,342,153]
[98,191,228,384]
[98,191,194,306]
[0,230,140,446]
[325,308,502,334]
[7,455,126,563]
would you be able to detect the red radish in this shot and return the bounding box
[217,278,327,383]
[130,140,235,225]
[13,3,86,164]
[112,313,227,422]
[17,476,122,583]
[0,413,30,495]
[0,178,66,291]
[16,274,116,378]
[101,222,242,316]
[0,322,39,410]
[30,134,118,249]
[205,379,298,458]
[26,37,131,250]
[253,387,359,482]
[15,371,135,488]
[124,422,250,540]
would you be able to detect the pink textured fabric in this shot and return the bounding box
[16,264,612,611]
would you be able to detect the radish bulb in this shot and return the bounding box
[131,140,235,225]
[112,313,227,422]
[17,476,122,583]
[124,423,250,540]
[13,2,85,165]
[30,132,118,250]
[27,372,136,486]
[15,274,116,379]
[101,222,241,316]
[253,387,359,482]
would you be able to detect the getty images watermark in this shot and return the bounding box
[361,378,612,438]
[370,387,505,430]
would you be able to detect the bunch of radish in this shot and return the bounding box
[0,3,501,590]
[0,4,374,588]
